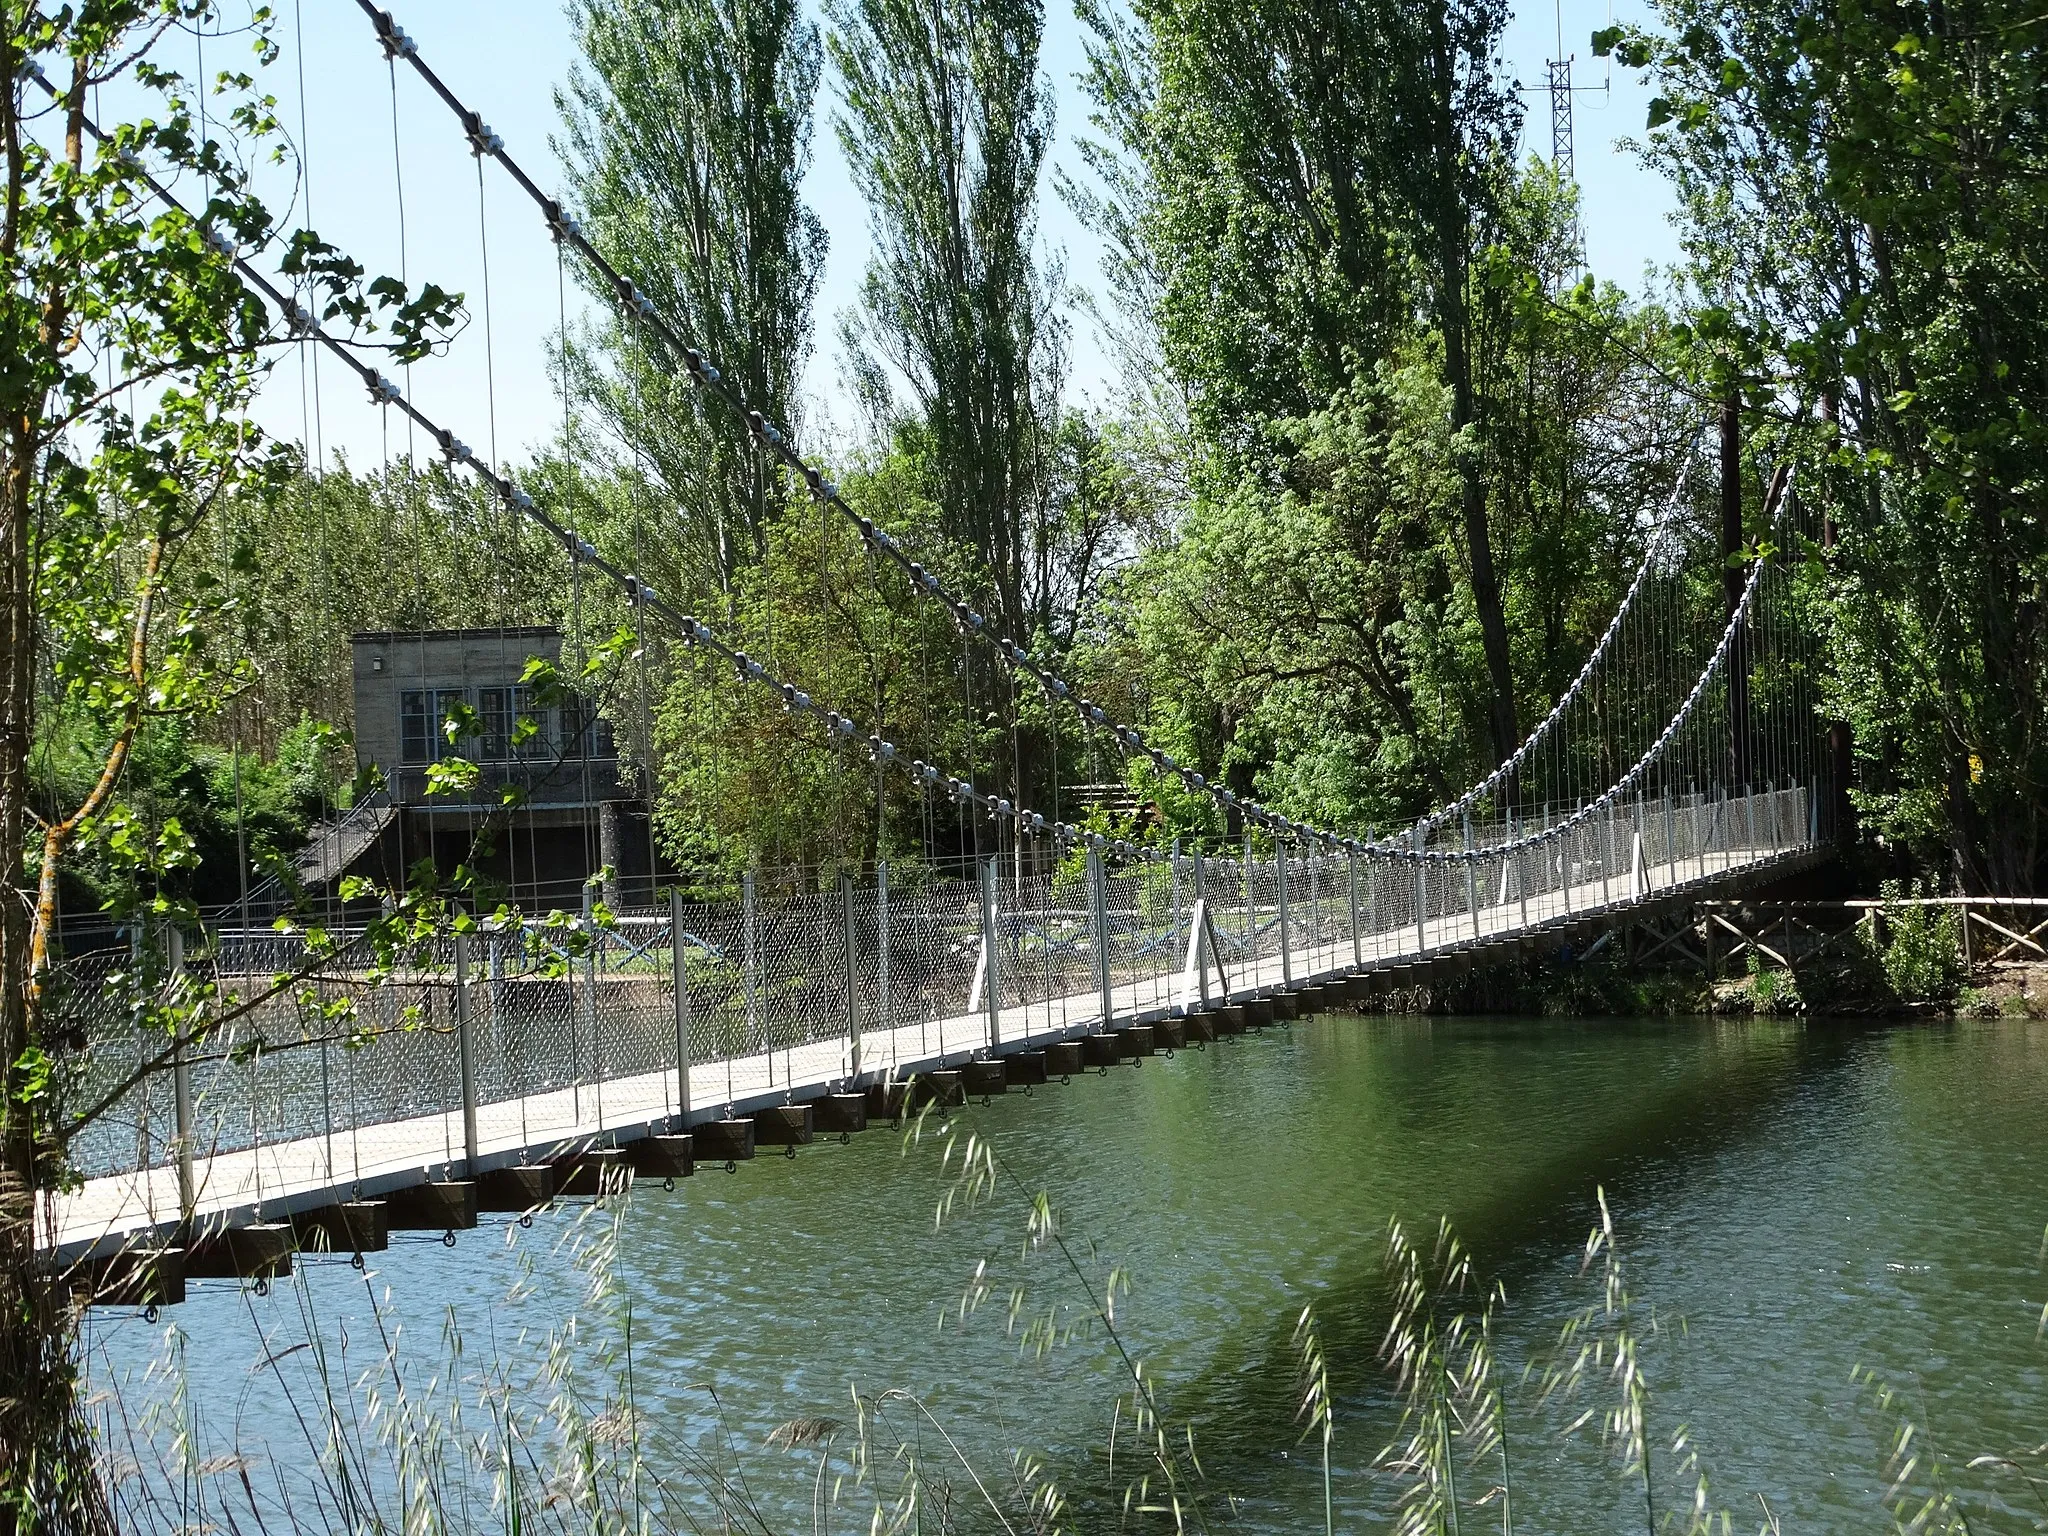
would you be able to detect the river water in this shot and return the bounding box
[88,1014,2048,1532]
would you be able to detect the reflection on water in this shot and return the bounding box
[89,1015,2048,1531]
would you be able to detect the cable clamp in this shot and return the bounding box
[286,303,317,338]
[368,374,402,405]
[439,431,474,466]
[545,202,582,243]
[616,279,654,320]
[374,11,418,59]
[508,487,534,512]
[14,56,47,86]
[462,112,503,157]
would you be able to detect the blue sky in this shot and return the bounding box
[247,0,1679,472]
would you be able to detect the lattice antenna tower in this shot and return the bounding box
[1548,63,1575,184]
[1544,0,1605,276]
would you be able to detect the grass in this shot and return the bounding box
[78,1107,2048,1535]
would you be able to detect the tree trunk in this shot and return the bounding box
[1420,11,1517,773]
[1435,193,1517,771]
[0,420,103,1529]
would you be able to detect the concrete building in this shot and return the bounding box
[337,627,665,910]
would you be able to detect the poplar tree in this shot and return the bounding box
[559,0,827,599]
[826,0,1064,642]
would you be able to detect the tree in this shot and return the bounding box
[1603,0,2048,890]
[1074,0,1535,775]
[1396,0,1525,769]
[558,0,827,599]
[827,0,1064,643]
[0,5,447,1514]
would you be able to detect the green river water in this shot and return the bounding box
[92,1013,2048,1531]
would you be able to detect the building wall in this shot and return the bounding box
[351,627,627,807]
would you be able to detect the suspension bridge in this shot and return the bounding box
[35,6,1834,1306]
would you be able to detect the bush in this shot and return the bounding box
[1874,879,1967,1001]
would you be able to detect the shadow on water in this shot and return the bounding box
[1024,1014,1885,1527]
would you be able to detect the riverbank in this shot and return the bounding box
[1344,950,2048,1021]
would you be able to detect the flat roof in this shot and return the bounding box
[351,626,561,644]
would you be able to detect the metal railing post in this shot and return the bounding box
[841,874,862,1079]
[1088,848,1113,1027]
[670,889,693,1122]
[1413,829,1429,955]
[1277,843,1293,988]
[876,860,891,1041]
[1602,802,1615,908]
[455,930,479,1172]
[743,867,760,1077]
[169,926,195,1229]
[1349,851,1363,968]
[979,860,1002,1050]
[1242,832,1254,953]
[582,917,603,1130]
[1366,855,1381,959]
[1462,813,1480,940]
[1194,851,1211,1007]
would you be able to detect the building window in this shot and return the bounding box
[400,688,471,764]
[560,693,615,760]
[400,690,432,764]
[479,686,512,761]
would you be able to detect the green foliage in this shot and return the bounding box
[828,0,1064,641]
[640,460,971,879]
[1746,952,1802,1015]
[0,1,467,1507]
[174,462,569,745]
[1100,251,1698,831]
[1873,880,1966,1002]
[1609,0,2048,889]
[559,0,826,590]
